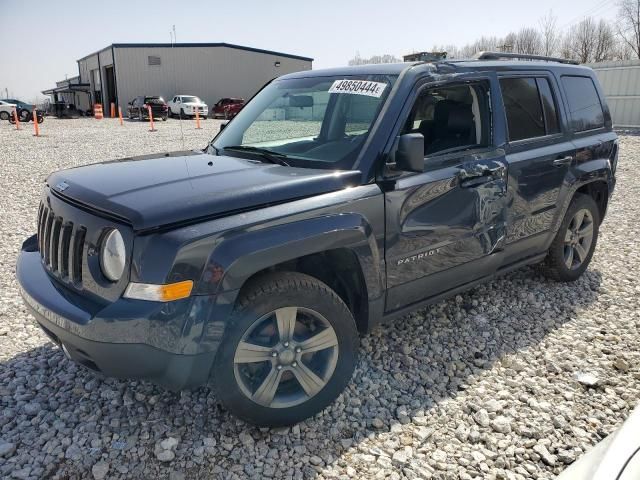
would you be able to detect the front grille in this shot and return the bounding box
[37,202,86,285]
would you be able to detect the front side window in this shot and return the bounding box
[212,75,397,169]
[561,75,604,132]
[402,82,490,156]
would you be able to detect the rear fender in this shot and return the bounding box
[547,157,613,248]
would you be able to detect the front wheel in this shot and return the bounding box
[541,193,600,282]
[0,111,9,121]
[213,272,359,427]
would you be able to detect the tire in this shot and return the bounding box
[180,108,185,119]
[0,111,9,121]
[37,115,44,124]
[139,108,145,121]
[162,115,167,121]
[540,193,600,282]
[213,272,359,427]
[19,109,31,122]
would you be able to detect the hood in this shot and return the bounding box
[47,151,361,231]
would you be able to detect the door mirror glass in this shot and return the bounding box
[395,133,424,172]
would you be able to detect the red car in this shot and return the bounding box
[211,98,244,119]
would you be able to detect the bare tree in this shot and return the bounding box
[617,0,640,58]
[539,11,560,56]
[514,28,541,54]
[559,33,575,60]
[594,19,617,62]
[568,17,598,63]
[348,52,401,66]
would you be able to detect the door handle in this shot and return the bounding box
[553,156,573,167]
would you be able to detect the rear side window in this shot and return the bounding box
[561,76,604,132]
[500,77,560,141]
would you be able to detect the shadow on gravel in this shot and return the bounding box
[0,267,603,479]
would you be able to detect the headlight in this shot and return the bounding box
[100,229,126,281]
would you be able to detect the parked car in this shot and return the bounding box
[1,98,36,122]
[17,52,617,427]
[211,97,244,119]
[127,96,168,121]
[557,405,640,479]
[0,100,16,121]
[1,98,34,112]
[167,95,208,118]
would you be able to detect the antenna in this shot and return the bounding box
[171,25,185,150]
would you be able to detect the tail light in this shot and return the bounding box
[162,105,168,110]
[143,103,149,109]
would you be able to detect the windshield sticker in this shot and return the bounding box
[328,80,387,98]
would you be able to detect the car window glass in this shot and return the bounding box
[561,75,604,132]
[402,83,489,156]
[500,78,545,141]
[536,78,560,135]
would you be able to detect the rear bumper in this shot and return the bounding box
[16,246,218,390]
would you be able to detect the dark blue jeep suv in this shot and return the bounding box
[17,52,617,426]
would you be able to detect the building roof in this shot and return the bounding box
[77,42,313,63]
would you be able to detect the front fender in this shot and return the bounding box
[200,213,384,301]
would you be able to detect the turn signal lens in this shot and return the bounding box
[124,280,193,302]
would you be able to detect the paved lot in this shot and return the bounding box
[0,118,638,480]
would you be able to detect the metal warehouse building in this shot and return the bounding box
[589,59,640,128]
[63,43,312,116]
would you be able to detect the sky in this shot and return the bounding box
[0,0,618,101]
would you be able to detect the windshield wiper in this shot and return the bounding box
[223,145,290,166]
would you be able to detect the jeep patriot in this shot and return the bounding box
[17,52,617,426]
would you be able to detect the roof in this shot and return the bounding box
[278,58,592,80]
[77,42,313,63]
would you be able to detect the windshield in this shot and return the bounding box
[212,74,398,169]
[182,96,200,103]
[145,97,165,104]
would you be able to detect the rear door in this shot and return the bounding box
[497,73,575,263]
[384,76,509,312]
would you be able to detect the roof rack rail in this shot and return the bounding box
[473,51,579,65]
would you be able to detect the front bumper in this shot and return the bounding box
[16,246,219,390]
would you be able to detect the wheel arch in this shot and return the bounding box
[575,180,609,223]
[238,248,371,334]
[200,214,385,334]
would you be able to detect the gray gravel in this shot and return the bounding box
[1,118,639,480]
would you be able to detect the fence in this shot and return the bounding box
[589,59,640,128]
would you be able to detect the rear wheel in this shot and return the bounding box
[213,272,358,426]
[541,193,600,282]
[0,111,9,121]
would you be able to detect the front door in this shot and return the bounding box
[384,78,509,312]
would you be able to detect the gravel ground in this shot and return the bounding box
[0,118,638,480]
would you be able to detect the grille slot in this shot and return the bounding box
[37,202,86,286]
[71,227,86,284]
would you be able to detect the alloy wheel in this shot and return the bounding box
[563,208,594,270]
[233,306,339,408]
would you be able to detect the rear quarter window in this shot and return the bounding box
[561,75,604,132]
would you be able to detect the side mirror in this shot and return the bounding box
[395,133,424,172]
[220,122,228,132]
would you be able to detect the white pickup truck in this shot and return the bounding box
[167,95,208,118]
